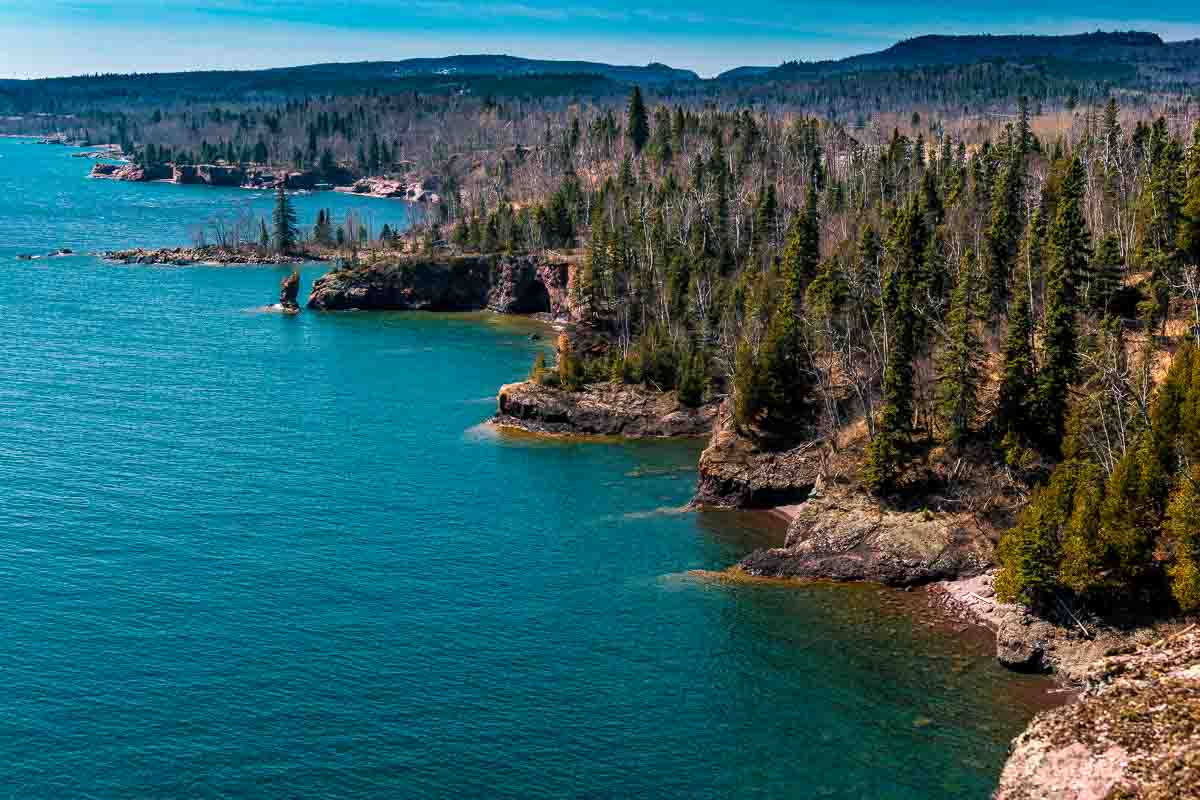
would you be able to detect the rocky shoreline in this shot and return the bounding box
[102,246,321,266]
[89,160,440,201]
[493,380,720,438]
[994,626,1200,799]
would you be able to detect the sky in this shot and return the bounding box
[2,0,1199,79]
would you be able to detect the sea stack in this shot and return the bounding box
[280,271,301,314]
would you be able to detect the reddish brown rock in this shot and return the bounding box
[494,380,719,438]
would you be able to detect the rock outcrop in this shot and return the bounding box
[995,628,1200,800]
[738,490,995,586]
[692,400,823,508]
[494,380,720,438]
[336,176,441,203]
[307,254,577,318]
[279,271,301,313]
[90,162,172,181]
[90,162,353,190]
[102,246,313,266]
[487,257,571,316]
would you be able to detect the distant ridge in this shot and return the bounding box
[719,30,1171,80]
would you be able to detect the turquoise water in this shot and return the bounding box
[0,138,1053,799]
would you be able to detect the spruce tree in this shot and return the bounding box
[1165,467,1200,611]
[627,86,649,156]
[985,148,1023,318]
[1092,233,1123,314]
[865,201,925,493]
[1037,156,1090,453]
[272,184,298,254]
[937,252,982,445]
[996,291,1036,447]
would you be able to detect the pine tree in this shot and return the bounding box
[1181,123,1200,270]
[627,86,649,156]
[272,184,298,254]
[1092,233,1123,314]
[985,148,1023,318]
[1037,156,1090,453]
[937,252,982,445]
[780,183,820,299]
[996,290,1036,446]
[1165,467,1200,611]
[865,201,925,493]
[258,218,270,250]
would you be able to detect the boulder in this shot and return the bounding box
[494,380,720,438]
[738,491,996,586]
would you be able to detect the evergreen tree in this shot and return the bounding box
[865,201,925,493]
[984,148,1023,318]
[1165,467,1200,611]
[1037,156,1090,453]
[272,184,298,254]
[937,252,983,445]
[627,86,649,156]
[1181,123,1200,269]
[996,290,1036,447]
[258,218,270,250]
[1088,234,1121,315]
[780,183,820,298]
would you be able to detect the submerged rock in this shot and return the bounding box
[279,271,301,314]
[995,628,1200,800]
[738,491,995,586]
[494,380,720,438]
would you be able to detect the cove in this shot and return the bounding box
[0,138,1054,798]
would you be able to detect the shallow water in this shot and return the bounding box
[0,138,1053,799]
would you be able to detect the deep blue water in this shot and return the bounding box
[0,138,1053,799]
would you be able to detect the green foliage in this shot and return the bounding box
[865,201,925,493]
[996,291,1036,445]
[936,252,982,445]
[529,351,549,384]
[1037,155,1089,454]
[271,184,298,254]
[1165,468,1200,611]
[998,343,1200,610]
[626,86,649,156]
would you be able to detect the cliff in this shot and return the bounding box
[692,400,823,508]
[995,628,1200,800]
[90,162,356,190]
[494,380,719,438]
[306,253,577,318]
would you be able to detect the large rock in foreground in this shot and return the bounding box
[995,629,1200,800]
[307,254,577,318]
[494,381,719,438]
[739,491,995,586]
[692,400,822,508]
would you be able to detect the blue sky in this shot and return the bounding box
[1,1,1198,79]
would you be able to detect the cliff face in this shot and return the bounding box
[494,380,719,438]
[307,254,578,318]
[90,162,355,189]
[90,162,172,181]
[738,490,995,586]
[995,629,1200,800]
[692,400,823,508]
